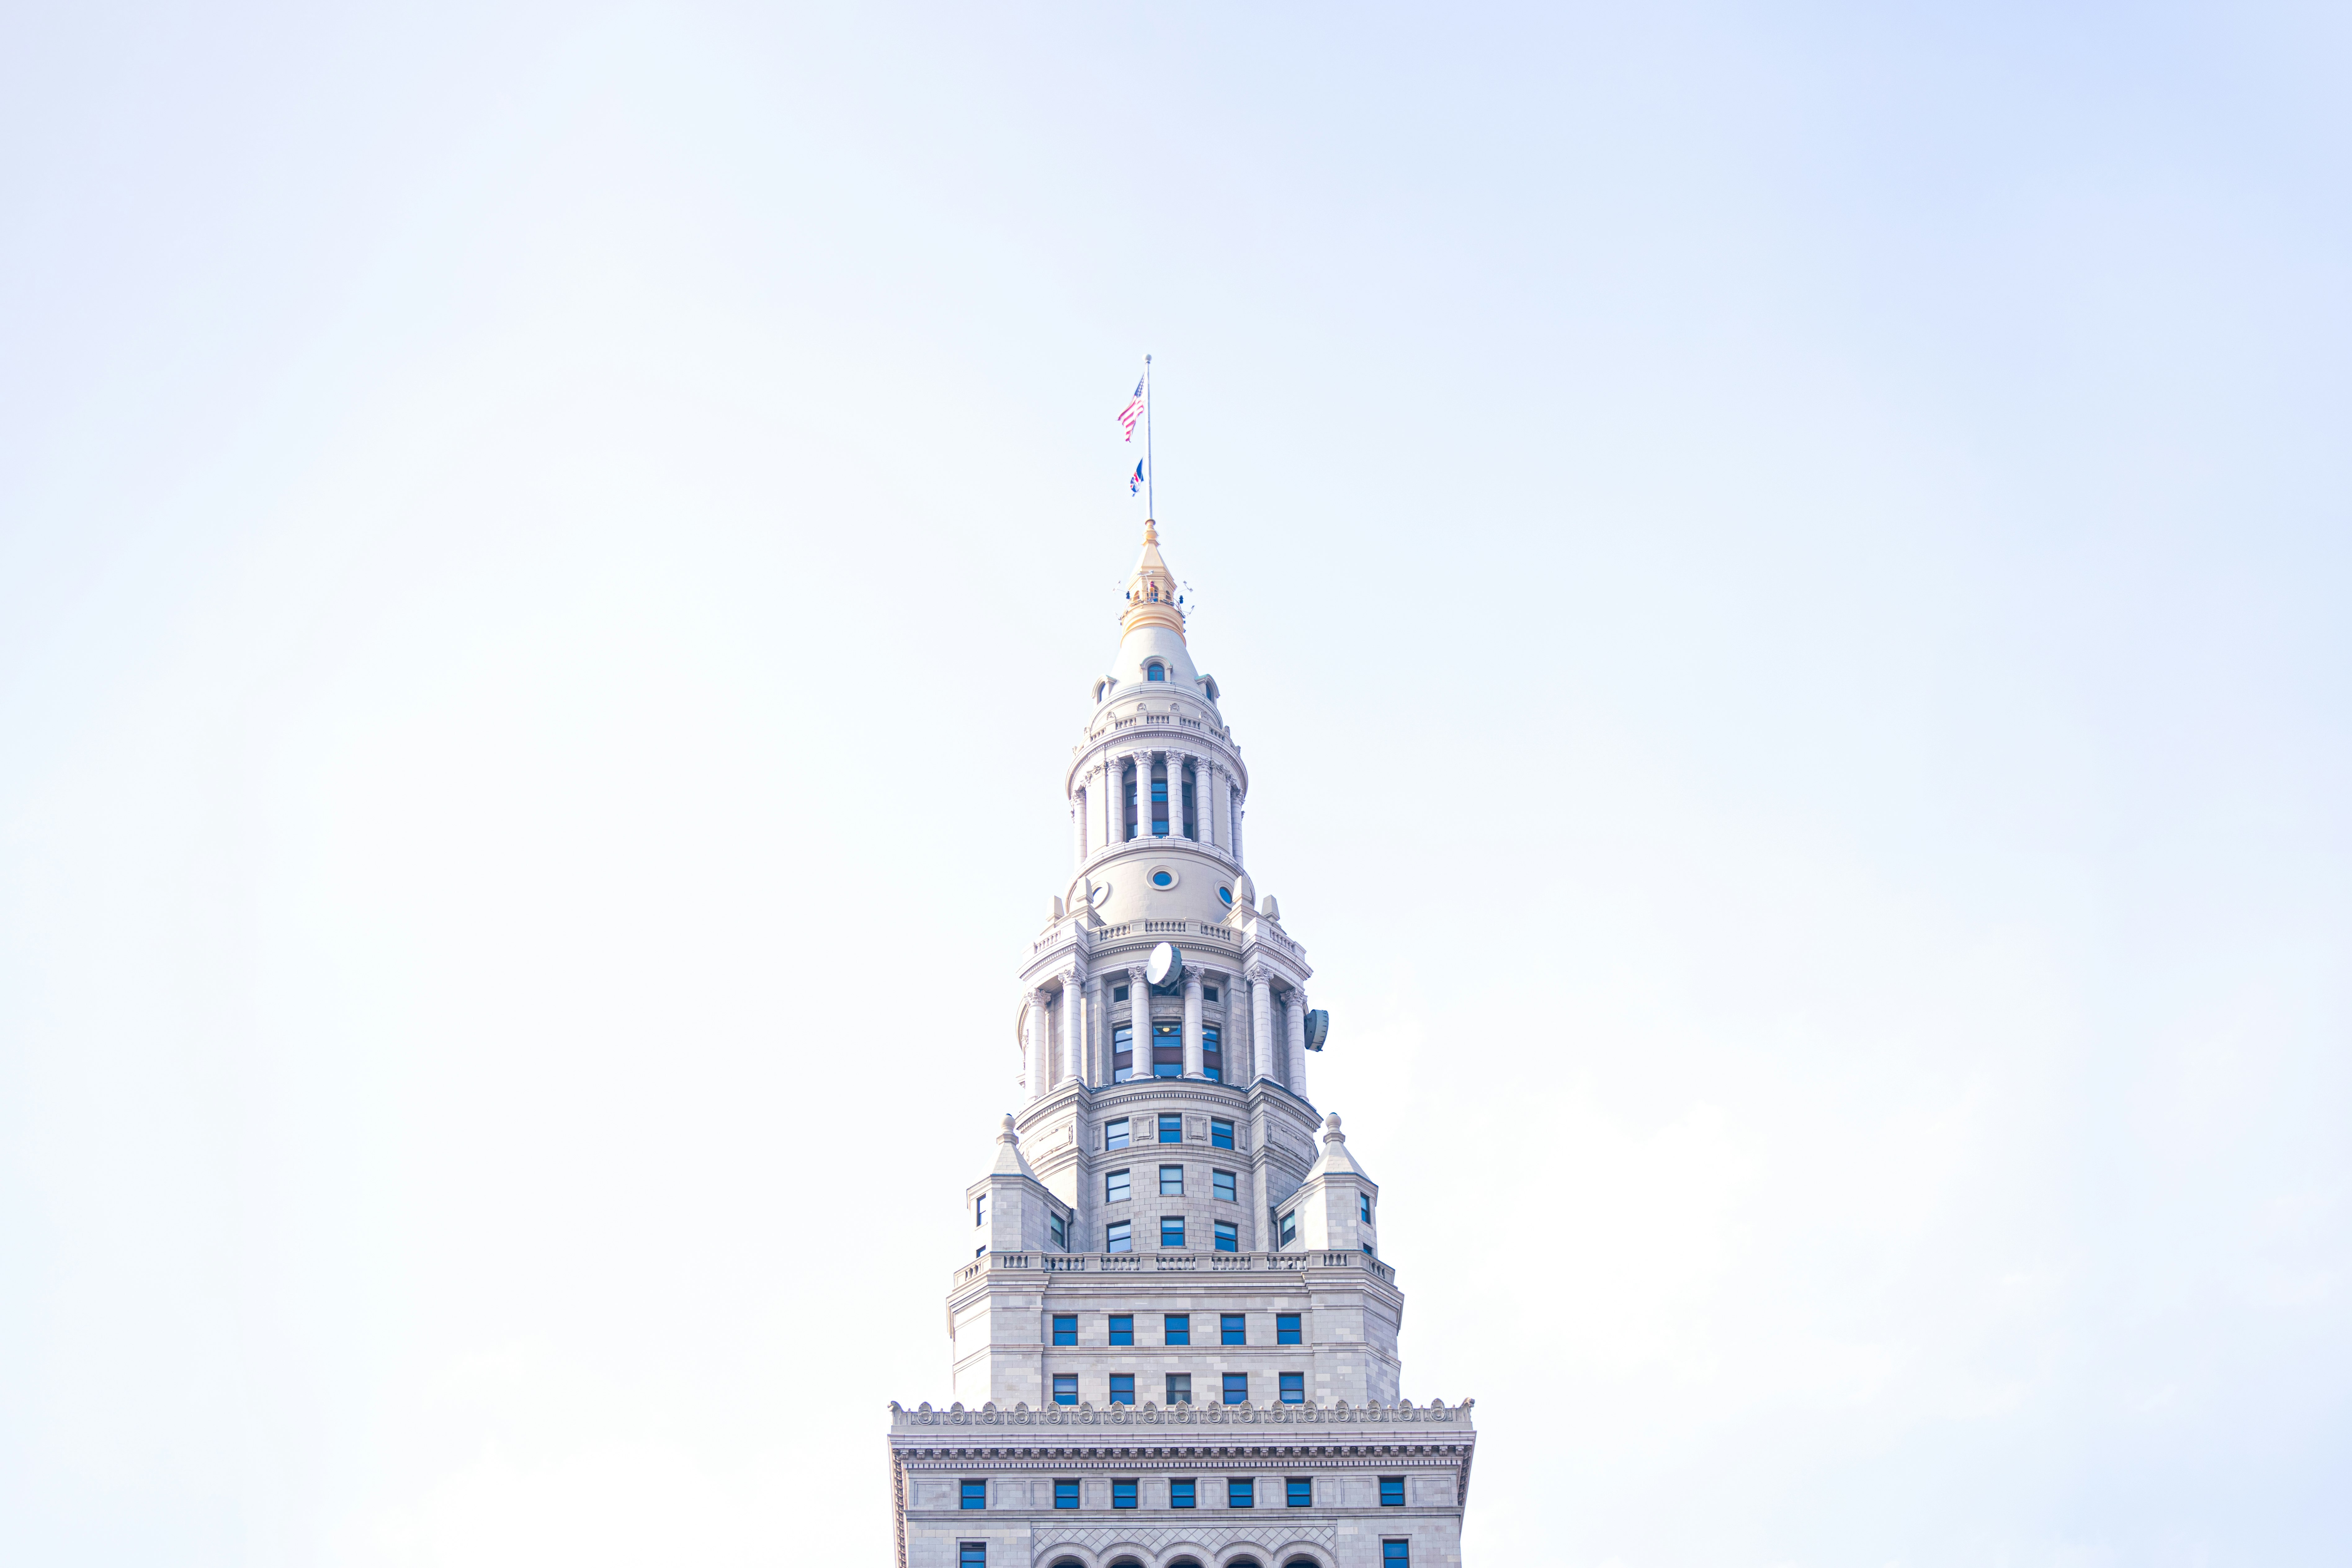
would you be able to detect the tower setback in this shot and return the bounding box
[888,523,1475,1568]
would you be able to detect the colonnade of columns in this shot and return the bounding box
[1070,749,1244,867]
[1023,961,1308,1104]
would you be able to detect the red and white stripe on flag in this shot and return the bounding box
[1117,396,1145,440]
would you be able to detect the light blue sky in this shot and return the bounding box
[2,5,2346,1564]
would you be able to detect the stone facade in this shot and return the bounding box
[889,523,1475,1568]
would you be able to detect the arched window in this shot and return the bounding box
[1229,1561,1264,1568]
[1145,662,1165,681]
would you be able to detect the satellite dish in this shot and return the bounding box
[1304,1009,1330,1051]
[1146,942,1184,990]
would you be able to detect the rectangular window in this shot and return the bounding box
[1277,1313,1302,1345]
[1182,779,1195,838]
[1112,1478,1137,1509]
[1287,1477,1312,1508]
[1280,1372,1304,1404]
[1213,1169,1237,1202]
[1204,985,1218,1003]
[1170,1477,1195,1508]
[1052,1374,1077,1406]
[1221,1314,1246,1345]
[1214,1220,1238,1252]
[1160,1215,1186,1248]
[1165,1373,1191,1405]
[1227,1477,1254,1508]
[1049,1211,1066,1249]
[1105,1220,1131,1253]
[1380,1476,1406,1506]
[1105,1169,1130,1204]
[1109,1374,1134,1405]
[1151,771,1169,837]
[1158,1114,1183,1144]
[1210,1118,1234,1149]
[1054,1479,1080,1510]
[961,1479,986,1510]
[1360,1193,1372,1222]
[1109,1315,1134,1346]
[961,1544,986,1568]
[1223,1373,1248,1405]
[1363,1243,1377,1257]
[1052,1314,1076,1345]
[1278,1210,1297,1248]
[1105,1118,1129,1150]
[1384,1543,1410,1566]
[1159,1165,1184,1196]
[1151,1019,1183,1077]
[1201,1022,1221,1082]
[1112,984,1129,1003]
[974,1194,987,1226]
[1163,1313,1190,1346]
[1112,1021,1134,1082]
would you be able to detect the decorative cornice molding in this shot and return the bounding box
[887,1397,1473,1432]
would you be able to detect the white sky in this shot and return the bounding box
[2,5,2347,1565]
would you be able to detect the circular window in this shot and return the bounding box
[1218,886,1233,905]
[1150,868,1177,889]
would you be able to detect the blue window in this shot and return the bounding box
[974,1194,986,1226]
[1381,1476,1406,1506]
[1112,1478,1138,1508]
[1053,1315,1076,1345]
[961,1479,986,1510]
[1112,1023,1134,1081]
[1055,1479,1080,1509]
[1105,1220,1131,1253]
[1202,1023,1221,1082]
[1160,1165,1184,1196]
[1221,1314,1246,1345]
[1228,1477,1254,1508]
[1280,1372,1304,1403]
[1287,1477,1312,1507]
[1170,1478,1195,1508]
[1151,1020,1182,1076]
[1361,1193,1372,1222]
[1049,1211,1066,1248]
[1223,1373,1249,1405]
[1151,870,1173,887]
[1363,1243,1377,1257]
[1215,1220,1239,1252]
[961,1544,986,1568]
[1165,1373,1191,1405]
[1163,1314,1189,1346]
[1109,1374,1134,1405]
[1211,1119,1234,1150]
[1053,1375,1077,1406]
[1161,1215,1186,1248]
[1384,1543,1409,1566]
[1213,1169,1237,1202]
[1277,1313,1302,1344]
[1105,1119,1129,1150]
[1159,1114,1183,1143]
[1151,771,1169,837]
[1106,1169,1130,1204]
[1146,663,1165,682]
[1218,886,1233,905]
[1279,1209,1296,1247]
[1109,1315,1133,1346]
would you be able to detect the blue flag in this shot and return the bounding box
[1130,460,1145,494]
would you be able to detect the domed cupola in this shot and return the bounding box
[1120,521,1185,638]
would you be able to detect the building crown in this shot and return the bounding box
[1119,521,1186,640]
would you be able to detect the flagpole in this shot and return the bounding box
[1144,354,1154,520]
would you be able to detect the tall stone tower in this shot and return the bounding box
[888,523,1476,1568]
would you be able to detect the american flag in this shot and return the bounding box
[1117,371,1146,441]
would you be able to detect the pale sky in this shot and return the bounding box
[2,5,2348,1565]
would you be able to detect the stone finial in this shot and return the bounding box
[1260,894,1280,920]
[1324,1112,1345,1143]
[1000,1114,1019,1143]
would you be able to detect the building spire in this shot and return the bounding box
[1120,520,1185,641]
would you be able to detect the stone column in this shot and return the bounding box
[1248,965,1275,1086]
[1025,988,1049,1101]
[1127,964,1150,1080]
[1071,788,1086,865]
[1059,969,1083,1085]
[1182,965,1205,1078]
[1232,790,1246,868]
[1085,973,1108,1086]
[1286,989,1309,1101]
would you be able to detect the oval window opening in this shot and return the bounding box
[1218,886,1233,905]
[1152,871,1174,888]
